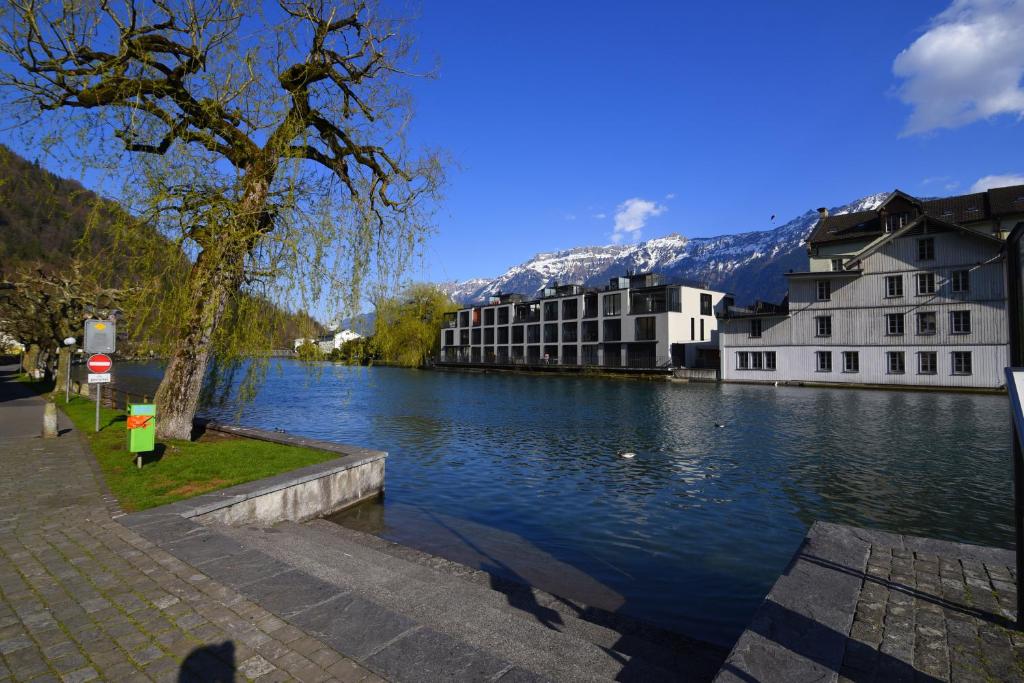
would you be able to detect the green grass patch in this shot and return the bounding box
[58,394,336,512]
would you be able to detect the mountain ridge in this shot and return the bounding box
[439,192,889,306]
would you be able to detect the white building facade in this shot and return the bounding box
[293,329,362,353]
[720,186,1024,389]
[440,274,728,370]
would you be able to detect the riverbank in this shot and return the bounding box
[17,375,342,512]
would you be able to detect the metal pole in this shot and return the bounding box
[1005,223,1024,627]
[95,382,100,432]
[65,351,70,404]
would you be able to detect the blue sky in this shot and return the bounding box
[4,0,1024,288]
[399,0,1024,283]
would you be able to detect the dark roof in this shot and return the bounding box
[808,185,1024,246]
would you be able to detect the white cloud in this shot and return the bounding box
[611,198,666,244]
[563,213,577,221]
[593,213,607,219]
[893,0,1024,135]
[665,192,677,200]
[970,173,1024,191]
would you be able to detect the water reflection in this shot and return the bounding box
[104,361,1012,647]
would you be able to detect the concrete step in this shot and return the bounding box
[216,518,724,682]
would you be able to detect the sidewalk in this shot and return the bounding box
[0,364,380,682]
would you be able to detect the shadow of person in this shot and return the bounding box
[178,641,236,682]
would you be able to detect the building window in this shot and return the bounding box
[764,352,776,370]
[562,322,578,342]
[885,212,910,232]
[750,319,762,338]
[916,311,936,335]
[751,352,764,369]
[543,301,558,320]
[885,313,905,336]
[918,237,935,261]
[444,330,454,346]
[471,328,481,345]
[918,351,937,375]
[498,327,509,344]
[737,352,749,370]
[603,319,621,341]
[460,329,469,345]
[700,293,713,316]
[950,310,971,334]
[543,323,558,343]
[484,328,494,345]
[635,317,656,341]
[916,273,936,295]
[700,319,705,341]
[527,324,540,344]
[459,311,469,327]
[581,320,598,342]
[843,351,859,373]
[831,258,844,272]
[737,351,776,371]
[887,351,905,374]
[690,318,695,340]
[498,307,510,325]
[603,293,621,316]
[816,351,832,372]
[484,308,495,326]
[562,298,578,319]
[816,280,831,301]
[512,326,524,344]
[815,316,832,337]
[884,275,903,298]
[952,351,972,375]
[583,294,598,318]
[951,270,970,293]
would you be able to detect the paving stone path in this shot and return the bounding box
[0,365,381,682]
[717,521,1024,683]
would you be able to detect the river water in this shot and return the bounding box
[94,360,1013,647]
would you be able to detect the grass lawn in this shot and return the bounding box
[53,390,337,512]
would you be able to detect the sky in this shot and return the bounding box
[4,0,1024,288]
[394,0,1024,283]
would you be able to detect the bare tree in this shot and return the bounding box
[0,0,442,439]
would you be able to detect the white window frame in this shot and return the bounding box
[736,352,749,370]
[842,351,859,373]
[918,237,935,261]
[918,351,937,375]
[884,275,903,298]
[950,310,971,334]
[952,351,972,375]
[816,351,832,373]
[951,269,970,293]
[916,311,936,335]
[764,352,776,371]
[815,316,832,337]
[916,273,936,295]
[816,280,831,301]
[886,351,906,375]
[885,313,905,336]
[749,319,762,338]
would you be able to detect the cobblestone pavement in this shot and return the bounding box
[843,542,1023,682]
[0,366,384,682]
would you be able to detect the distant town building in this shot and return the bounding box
[293,329,362,354]
[439,273,729,370]
[719,185,1024,389]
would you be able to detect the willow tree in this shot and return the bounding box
[0,0,442,439]
[372,283,456,367]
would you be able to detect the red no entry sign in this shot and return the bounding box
[87,354,112,373]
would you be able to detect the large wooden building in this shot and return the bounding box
[719,185,1024,389]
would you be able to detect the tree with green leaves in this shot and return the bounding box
[0,0,443,439]
[372,283,456,367]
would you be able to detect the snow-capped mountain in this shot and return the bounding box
[439,192,888,306]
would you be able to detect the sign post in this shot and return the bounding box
[86,353,112,433]
[1005,223,1024,627]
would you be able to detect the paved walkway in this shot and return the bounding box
[717,521,1024,683]
[0,364,380,682]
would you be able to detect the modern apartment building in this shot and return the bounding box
[719,185,1024,389]
[439,273,728,370]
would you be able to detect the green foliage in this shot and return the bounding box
[328,336,374,364]
[372,284,457,367]
[295,339,323,361]
[58,394,335,512]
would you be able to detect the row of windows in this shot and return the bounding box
[736,350,973,375]
[815,268,970,302]
[444,317,691,345]
[814,350,972,375]
[749,310,973,338]
[453,292,714,327]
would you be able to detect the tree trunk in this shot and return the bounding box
[53,347,71,401]
[153,250,236,440]
[22,344,39,376]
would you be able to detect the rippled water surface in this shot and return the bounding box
[102,361,1013,646]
